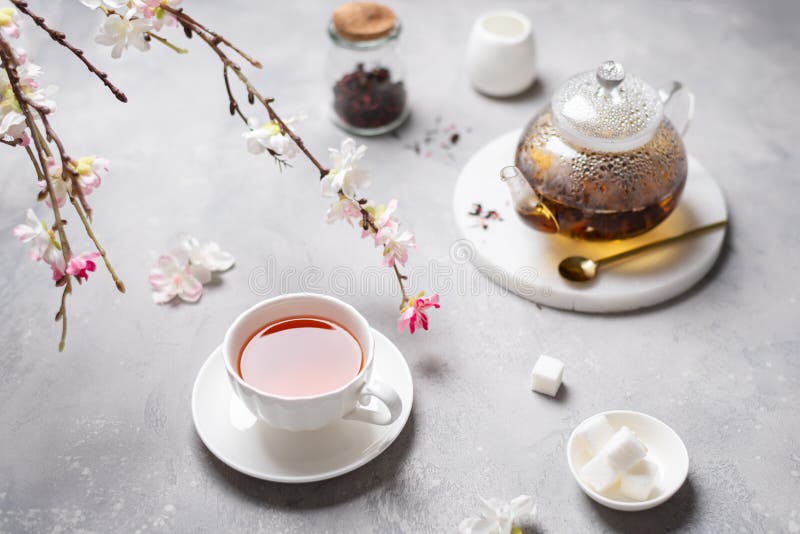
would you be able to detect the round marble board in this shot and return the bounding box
[452,129,728,313]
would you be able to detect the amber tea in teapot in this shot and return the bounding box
[503,60,694,240]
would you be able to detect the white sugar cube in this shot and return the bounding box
[580,454,619,492]
[531,355,564,396]
[575,415,616,456]
[621,458,660,501]
[602,426,648,472]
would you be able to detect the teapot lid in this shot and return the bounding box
[551,60,663,153]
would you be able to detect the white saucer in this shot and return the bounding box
[567,410,689,512]
[452,129,728,312]
[191,329,413,483]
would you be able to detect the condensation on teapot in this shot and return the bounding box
[506,60,694,240]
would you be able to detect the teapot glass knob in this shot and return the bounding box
[596,60,625,91]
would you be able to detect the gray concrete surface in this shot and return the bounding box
[1,0,798,532]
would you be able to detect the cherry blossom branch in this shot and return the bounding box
[160,5,417,309]
[9,0,128,103]
[18,74,125,293]
[1,36,73,348]
[354,195,410,306]
[8,4,98,220]
[1,19,125,350]
[0,38,69,257]
[162,6,326,177]
[27,98,93,217]
[20,129,75,351]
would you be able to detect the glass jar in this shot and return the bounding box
[326,3,409,136]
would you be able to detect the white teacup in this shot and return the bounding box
[222,293,402,431]
[465,10,537,97]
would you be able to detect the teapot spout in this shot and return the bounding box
[500,166,559,233]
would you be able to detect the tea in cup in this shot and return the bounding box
[222,293,402,431]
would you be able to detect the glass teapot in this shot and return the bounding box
[502,60,694,240]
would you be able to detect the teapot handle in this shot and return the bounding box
[659,81,695,137]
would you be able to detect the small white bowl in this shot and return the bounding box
[567,410,689,511]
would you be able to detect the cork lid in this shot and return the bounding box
[332,2,397,42]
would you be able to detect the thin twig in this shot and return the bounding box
[222,64,246,122]
[68,195,126,293]
[24,144,44,180]
[392,263,409,307]
[147,31,188,54]
[66,171,92,220]
[10,0,128,103]
[54,284,70,351]
[168,7,262,68]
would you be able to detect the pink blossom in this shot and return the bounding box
[375,199,398,229]
[362,199,399,243]
[398,292,440,334]
[72,156,109,195]
[0,7,20,39]
[326,197,363,226]
[3,21,19,39]
[377,225,415,267]
[49,252,66,281]
[148,252,209,304]
[136,0,183,30]
[66,251,100,281]
[37,157,68,207]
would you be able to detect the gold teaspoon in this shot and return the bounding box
[558,220,728,282]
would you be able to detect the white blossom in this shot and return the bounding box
[459,495,535,534]
[95,12,152,59]
[178,235,235,272]
[321,138,370,197]
[0,55,56,143]
[13,209,54,262]
[242,115,303,159]
[80,0,129,9]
